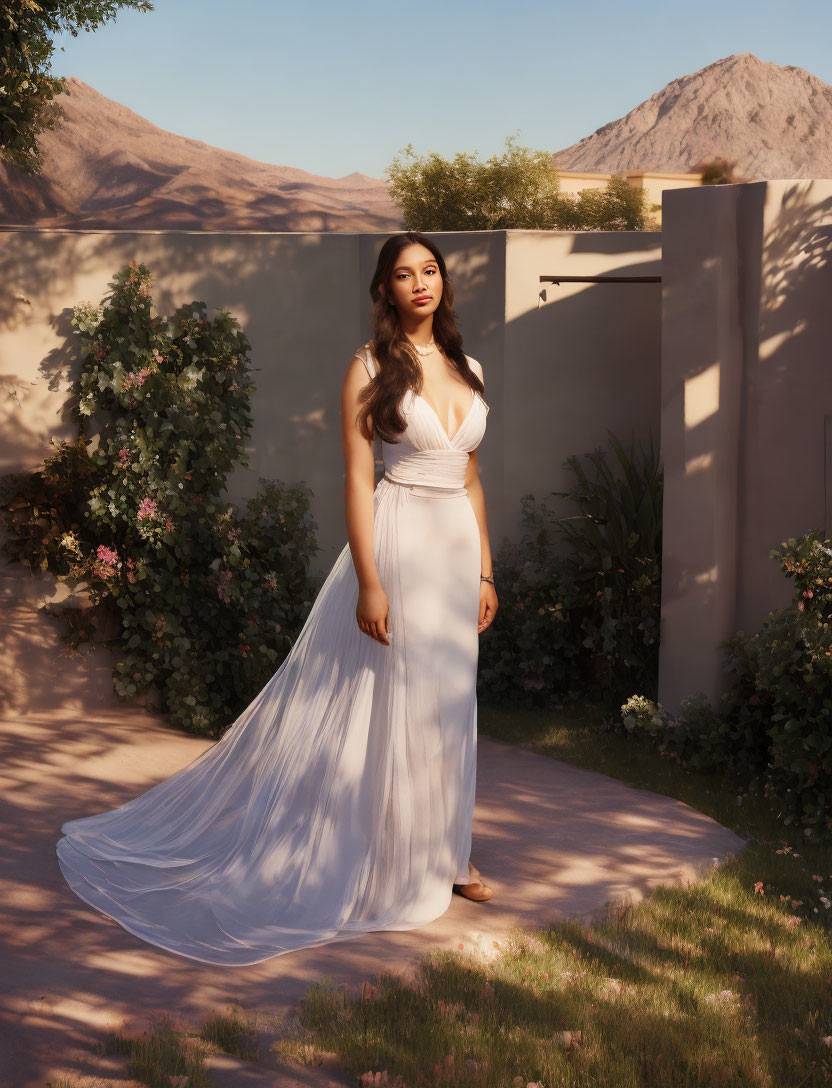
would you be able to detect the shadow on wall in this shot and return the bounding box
[499,231,662,553]
[0,228,666,574]
[658,179,832,713]
[0,230,511,575]
[743,181,832,629]
[0,230,345,472]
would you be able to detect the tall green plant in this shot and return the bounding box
[477,493,580,705]
[478,430,663,708]
[553,430,663,708]
[0,261,320,737]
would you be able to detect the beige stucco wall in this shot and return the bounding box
[658,179,832,713]
[0,228,662,579]
[3,194,828,714]
[556,171,616,195]
[626,173,703,212]
[503,231,662,556]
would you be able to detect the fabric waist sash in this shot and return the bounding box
[383,449,469,492]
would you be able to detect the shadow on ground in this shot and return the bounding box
[0,546,745,1087]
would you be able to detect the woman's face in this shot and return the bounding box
[385,243,443,320]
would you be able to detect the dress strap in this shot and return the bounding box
[354,344,376,380]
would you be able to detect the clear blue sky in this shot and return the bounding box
[51,0,832,180]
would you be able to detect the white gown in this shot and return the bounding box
[55,344,490,966]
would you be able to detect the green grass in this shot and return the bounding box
[199,1004,260,1061]
[55,1006,265,1088]
[100,1013,213,1087]
[288,699,832,1088]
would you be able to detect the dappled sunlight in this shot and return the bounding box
[659,179,832,713]
[0,219,782,1085]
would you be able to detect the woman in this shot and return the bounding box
[56,231,498,966]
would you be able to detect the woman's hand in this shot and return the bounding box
[356,584,391,646]
[478,581,498,634]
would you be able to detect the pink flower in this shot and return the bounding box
[359,1074,390,1088]
[216,569,232,601]
[118,447,130,463]
[165,517,175,531]
[137,497,157,521]
[96,544,119,565]
[124,367,152,390]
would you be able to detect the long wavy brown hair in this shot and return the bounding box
[355,231,486,444]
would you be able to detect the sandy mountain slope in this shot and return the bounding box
[0,76,401,231]
[552,52,832,179]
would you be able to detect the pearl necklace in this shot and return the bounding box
[407,336,436,357]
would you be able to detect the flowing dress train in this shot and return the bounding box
[55,343,490,965]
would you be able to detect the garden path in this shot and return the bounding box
[0,547,746,1088]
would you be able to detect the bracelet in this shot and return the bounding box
[480,574,495,585]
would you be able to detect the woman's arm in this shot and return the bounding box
[463,360,498,634]
[341,355,391,646]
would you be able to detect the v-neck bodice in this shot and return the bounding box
[416,385,476,445]
[353,344,489,490]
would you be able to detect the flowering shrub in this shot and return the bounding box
[0,261,321,737]
[617,531,832,837]
[618,691,726,771]
[722,532,832,835]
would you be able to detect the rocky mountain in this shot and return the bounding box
[0,77,401,231]
[552,52,832,180]
[4,54,831,232]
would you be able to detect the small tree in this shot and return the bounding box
[1,0,154,174]
[386,133,650,232]
[0,262,321,737]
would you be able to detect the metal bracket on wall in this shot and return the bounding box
[540,275,662,284]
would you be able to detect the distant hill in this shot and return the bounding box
[0,77,401,231]
[552,52,832,180]
[552,52,830,180]
[4,54,831,232]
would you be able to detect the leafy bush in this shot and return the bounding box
[617,531,832,838]
[0,261,321,737]
[387,134,655,232]
[554,431,662,707]
[478,431,663,710]
[729,533,832,834]
[619,691,740,773]
[477,494,580,705]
